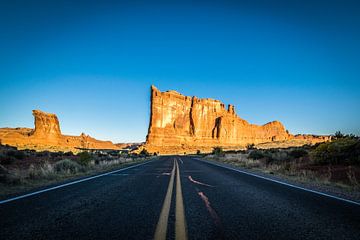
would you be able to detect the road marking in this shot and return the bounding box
[175,160,188,240]
[178,158,184,164]
[0,160,155,205]
[196,158,360,206]
[154,160,176,240]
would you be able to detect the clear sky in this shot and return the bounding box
[1,0,359,143]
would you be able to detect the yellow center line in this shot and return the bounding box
[175,159,188,240]
[154,160,176,240]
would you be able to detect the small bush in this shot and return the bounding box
[289,148,308,158]
[0,164,9,182]
[64,151,74,157]
[266,151,289,163]
[36,151,50,158]
[197,150,201,155]
[334,131,345,139]
[248,150,265,160]
[77,151,93,166]
[50,152,62,158]
[54,159,83,174]
[0,153,15,165]
[140,149,150,156]
[212,147,224,156]
[28,162,55,180]
[246,143,255,150]
[6,150,26,160]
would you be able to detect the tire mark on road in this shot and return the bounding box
[197,191,224,239]
[188,176,214,187]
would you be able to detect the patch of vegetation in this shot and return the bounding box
[246,143,255,150]
[212,147,224,156]
[77,151,93,166]
[6,150,26,160]
[289,148,308,158]
[140,148,150,156]
[54,159,84,174]
[28,162,56,180]
[310,137,360,165]
[248,150,265,160]
[206,132,360,191]
[0,144,155,198]
[0,153,15,165]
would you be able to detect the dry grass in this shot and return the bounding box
[0,156,152,199]
[347,166,360,189]
[206,150,360,192]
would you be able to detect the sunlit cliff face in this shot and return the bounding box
[145,86,330,154]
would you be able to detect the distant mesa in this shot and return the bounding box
[144,85,330,154]
[0,110,119,152]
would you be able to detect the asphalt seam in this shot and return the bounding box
[0,160,155,205]
[196,158,360,206]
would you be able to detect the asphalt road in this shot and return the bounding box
[1,156,360,240]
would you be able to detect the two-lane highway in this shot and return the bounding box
[1,156,360,240]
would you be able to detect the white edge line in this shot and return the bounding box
[195,158,360,206]
[0,160,154,205]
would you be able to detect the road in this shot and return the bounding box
[1,156,360,240]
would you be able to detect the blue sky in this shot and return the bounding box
[1,0,359,142]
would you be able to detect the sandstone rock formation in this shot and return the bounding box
[0,110,119,152]
[145,86,330,154]
[31,110,62,143]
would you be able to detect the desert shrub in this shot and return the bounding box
[28,162,55,180]
[77,151,93,166]
[310,138,360,165]
[333,131,358,140]
[197,150,201,155]
[246,143,255,150]
[0,164,9,182]
[6,150,25,160]
[0,153,15,165]
[334,131,345,139]
[36,151,51,158]
[347,166,359,188]
[289,148,308,158]
[50,152,62,158]
[248,150,265,160]
[64,151,74,157]
[266,151,289,163]
[0,168,22,184]
[212,147,224,156]
[54,159,83,174]
[140,149,150,156]
[248,149,291,164]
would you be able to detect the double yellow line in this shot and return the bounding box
[154,159,187,240]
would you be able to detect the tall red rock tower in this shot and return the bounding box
[145,86,292,154]
[31,110,62,143]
